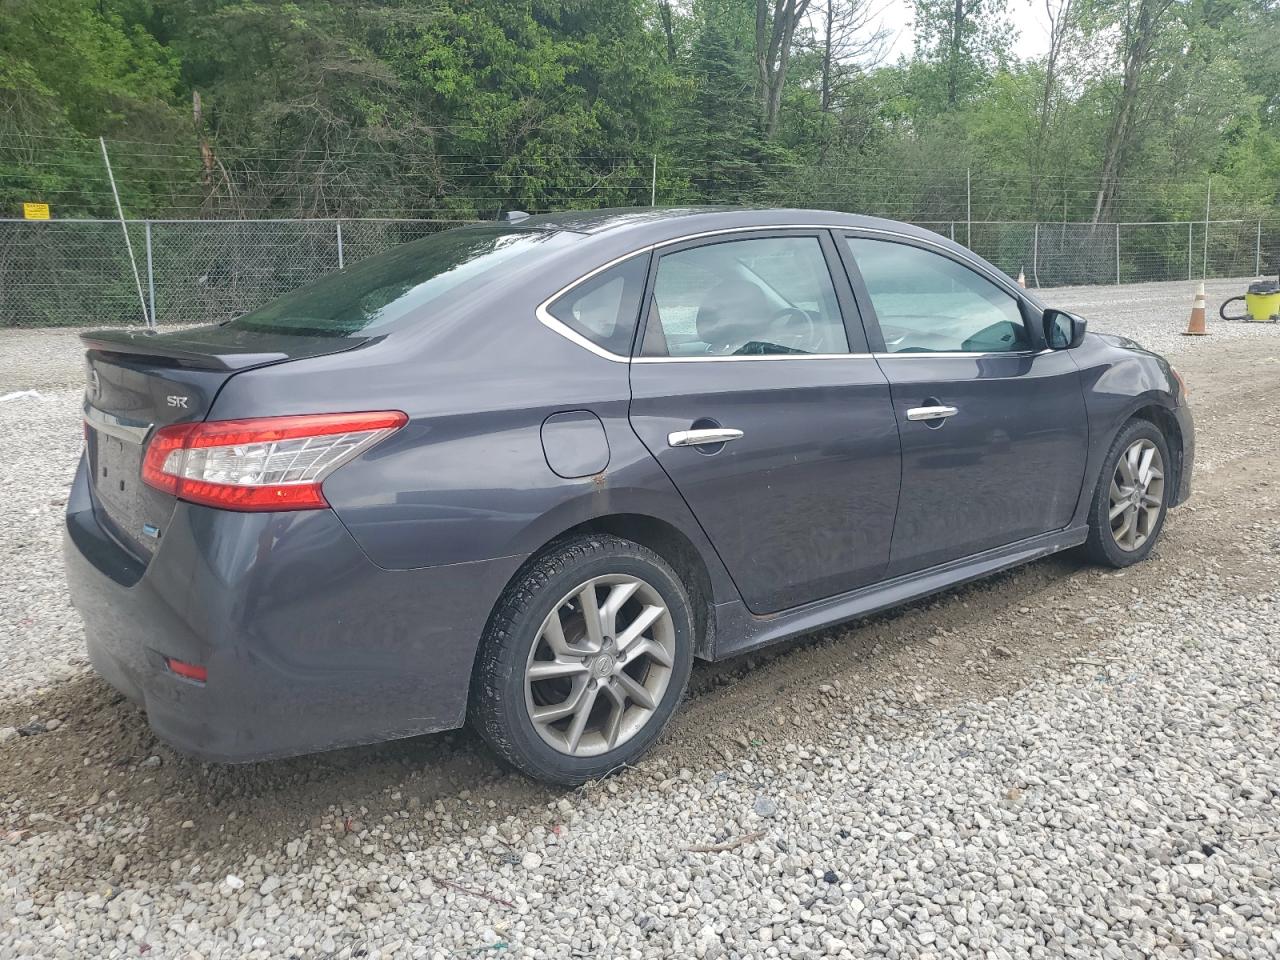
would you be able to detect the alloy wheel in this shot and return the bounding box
[1108,438,1165,551]
[523,574,676,757]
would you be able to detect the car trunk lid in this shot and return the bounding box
[81,326,369,560]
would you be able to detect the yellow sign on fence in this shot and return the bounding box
[22,202,50,220]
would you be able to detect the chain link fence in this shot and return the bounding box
[0,218,468,327]
[1,216,1277,328]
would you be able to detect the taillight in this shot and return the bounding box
[166,657,207,683]
[141,411,407,511]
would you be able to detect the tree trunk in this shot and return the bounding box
[756,0,811,137]
[1031,0,1073,217]
[657,1,676,64]
[755,1,771,130]
[821,3,834,112]
[193,90,214,190]
[1091,0,1170,223]
[1091,68,1138,223]
[947,0,965,106]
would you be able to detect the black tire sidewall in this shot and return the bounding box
[1087,419,1171,567]
[473,536,695,784]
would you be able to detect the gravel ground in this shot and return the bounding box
[1,276,1278,959]
[0,388,86,699]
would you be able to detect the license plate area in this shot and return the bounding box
[88,427,157,559]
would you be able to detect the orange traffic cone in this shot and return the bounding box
[1017,267,1026,288]
[1182,282,1208,336]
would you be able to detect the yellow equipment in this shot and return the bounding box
[1221,280,1280,323]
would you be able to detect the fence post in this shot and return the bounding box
[965,168,971,248]
[1032,223,1040,288]
[1188,222,1193,281]
[650,155,657,206]
[336,219,345,270]
[1258,218,1264,276]
[144,220,156,327]
[1202,177,1211,280]
[1115,223,1121,285]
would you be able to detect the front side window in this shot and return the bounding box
[545,254,648,356]
[641,236,849,357]
[845,237,1029,354]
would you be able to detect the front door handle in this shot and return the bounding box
[668,427,744,448]
[906,405,959,422]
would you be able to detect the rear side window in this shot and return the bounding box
[641,236,848,357]
[545,254,649,356]
[229,225,577,338]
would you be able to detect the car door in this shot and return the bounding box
[627,230,901,615]
[839,232,1089,577]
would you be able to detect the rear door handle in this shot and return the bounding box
[668,428,744,448]
[906,405,959,422]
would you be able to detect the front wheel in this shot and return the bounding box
[470,535,695,785]
[1084,419,1171,567]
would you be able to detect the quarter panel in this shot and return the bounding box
[321,393,731,586]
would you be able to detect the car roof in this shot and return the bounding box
[507,205,1037,306]
[515,206,946,246]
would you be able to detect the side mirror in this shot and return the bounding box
[1043,309,1087,349]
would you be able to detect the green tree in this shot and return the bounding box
[667,9,793,201]
[0,0,1274,226]
[910,0,1014,108]
[0,0,182,215]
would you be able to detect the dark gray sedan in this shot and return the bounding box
[65,207,1192,784]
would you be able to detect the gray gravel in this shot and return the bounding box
[2,277,1278,959]
[0,328,90,394]
[1037,276,1272,358]
[0,387,84,699]
[3,575,1277,958]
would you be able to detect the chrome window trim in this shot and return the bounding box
[534,223,1032,362]
[535,247,657,363]
[871,348,1054,360]
[633,352,874,363]
[843,227,1028,300]
[84,400,152,443]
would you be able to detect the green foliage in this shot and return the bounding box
[0,0,184,215]
[0,0,1276,222]
[0,0,180,131]
[909,0,1015,109]
[665,11,797,203]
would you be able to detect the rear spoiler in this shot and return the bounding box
[80,329,286,371]
[79,327,375,371]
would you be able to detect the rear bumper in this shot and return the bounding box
[64,457,524,762]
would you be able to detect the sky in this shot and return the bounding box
[874,0,1056,62]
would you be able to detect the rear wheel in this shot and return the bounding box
[470,535,694,785]
[1084,419,1171,567]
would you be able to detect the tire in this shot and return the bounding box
[1083,418,1172,568]
[469,534,695,785]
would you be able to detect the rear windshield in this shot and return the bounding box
[227,225,576,337]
